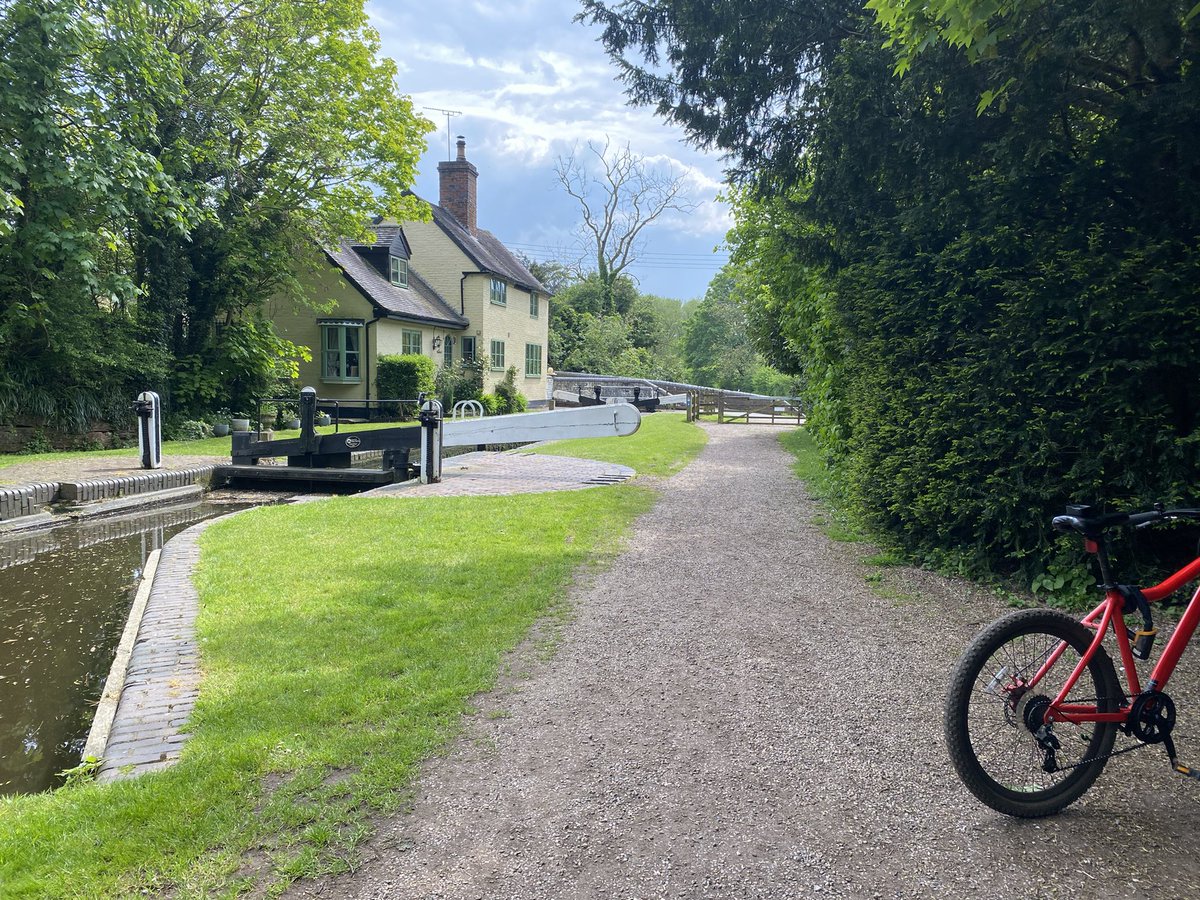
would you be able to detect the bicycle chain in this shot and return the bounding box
[1052,738,1150,772]
[1038,694,1152,772]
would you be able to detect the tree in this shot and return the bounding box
[520,257,575,295]
[554,138,695,307]
[682,269,789,392]
[576,0,859,186]
[867,0,1200,110]
[581,0,1200,585]
[0,0,188,427]
[126,0,432,413]
[0,0,432,426]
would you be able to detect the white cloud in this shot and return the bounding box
[371,0,730,298]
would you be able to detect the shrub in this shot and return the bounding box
[435,359,485,410]
[491,365,527,415]
[22,431,54,454]
[377,354,435,419]
[163,417,211,441]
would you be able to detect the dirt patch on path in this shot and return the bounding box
[287,424,1200,899]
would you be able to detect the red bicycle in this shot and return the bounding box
[945,503,1200,817]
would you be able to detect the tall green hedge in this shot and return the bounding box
[376,354,435,418]
[728,13,1200,584]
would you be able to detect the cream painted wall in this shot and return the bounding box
[276,218,551,410]
[472,274,549,397]
[270,263,465,406]
[401,219,472,316]
[268,263,375,405]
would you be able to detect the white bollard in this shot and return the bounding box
[133,390,163,469]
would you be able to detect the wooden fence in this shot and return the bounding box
[691,392,804,425]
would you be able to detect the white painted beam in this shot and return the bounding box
[442,403,641,447]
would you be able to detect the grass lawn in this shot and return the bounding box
[0,414,705,897]
[528,411,707,477]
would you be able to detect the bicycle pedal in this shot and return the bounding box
[1172,760,1200,781]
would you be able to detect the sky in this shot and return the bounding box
[368,0,731,302]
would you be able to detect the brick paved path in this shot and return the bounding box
[365,451,633,498]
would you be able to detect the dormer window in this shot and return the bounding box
[389,256,408,287]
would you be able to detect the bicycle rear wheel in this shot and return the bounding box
[945,608,1121,817]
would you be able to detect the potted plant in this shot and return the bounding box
[259,406,277,429]
[212,409,232,437]
[231,413,251,433]
[316,411,332,426]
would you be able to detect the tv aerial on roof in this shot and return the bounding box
[423,107,462,160]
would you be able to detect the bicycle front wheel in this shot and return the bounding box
[945,608,1121,817]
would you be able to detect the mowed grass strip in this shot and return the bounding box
[0,414,704,897]
[528,410,707,477]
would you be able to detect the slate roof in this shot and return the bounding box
[429,205,550,295]
[324,241,467,328]
[352,224,411,259]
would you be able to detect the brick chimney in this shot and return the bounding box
[438,136,478,232]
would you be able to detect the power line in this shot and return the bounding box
[501,240,728,268]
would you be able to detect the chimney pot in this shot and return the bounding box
[456,136,466,160]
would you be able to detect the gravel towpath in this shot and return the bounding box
[289,424,1200,899]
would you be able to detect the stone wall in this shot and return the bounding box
[0,421,133,453]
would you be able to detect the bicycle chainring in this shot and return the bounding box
[1129,691,1176,744]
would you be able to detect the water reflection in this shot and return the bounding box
[0,501,246,795]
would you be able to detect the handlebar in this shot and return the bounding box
[1052,508,1200,536]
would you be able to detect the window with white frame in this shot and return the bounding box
[490,339,505,370]
[529,291,539,318]
[525,343,542,376]
[461,336,476,362]
[389,256,408,287]
[401,329,422,356]
[489,278,507,306]
[320,321,363,382]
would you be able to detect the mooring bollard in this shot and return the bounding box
[132,390,162,469]
[418,397,444,484]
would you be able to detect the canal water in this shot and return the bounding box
[0,501,250,795]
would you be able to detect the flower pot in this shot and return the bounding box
[212,422,231,437]
[231,418,251,433]
[285,418,301,430]
[316,414,332,426]
[259,413,277,428]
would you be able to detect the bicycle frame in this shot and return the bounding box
[1036,553,1200,727]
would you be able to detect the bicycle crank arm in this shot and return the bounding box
[1160,736,1200,780]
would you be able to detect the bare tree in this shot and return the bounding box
[554,138,697,301]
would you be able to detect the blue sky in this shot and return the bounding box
[368,0,731,302]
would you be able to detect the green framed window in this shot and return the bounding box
[389,256,408,287]
[490,278,507,306]
[444,335,453,367]
[490,339,505,371]
[525,343,542,377]
[461,336,476,362]
[529,291,539,318]
[320,321,362,383]
[402,329,422,356]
